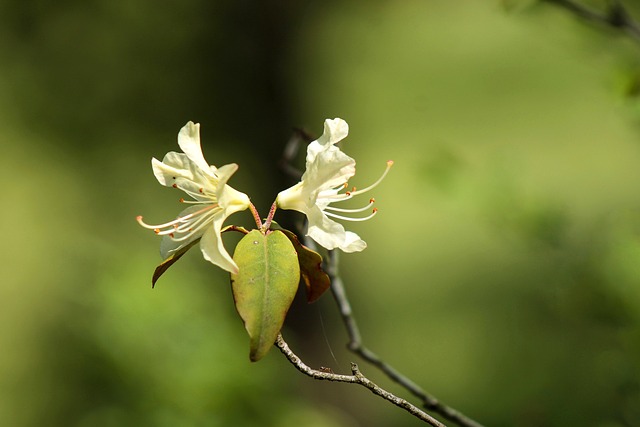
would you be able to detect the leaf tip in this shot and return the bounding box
[249,346,270,362]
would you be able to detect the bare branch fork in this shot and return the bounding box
[542,0,640,44]
[275,334,446,427]
[278,130,485,427]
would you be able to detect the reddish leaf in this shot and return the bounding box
[151,239,199,288]
[277,228,330,303]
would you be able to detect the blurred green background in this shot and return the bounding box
[3,0,640,426]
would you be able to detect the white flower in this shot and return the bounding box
[276,118,392,252]
[137,121,251,274]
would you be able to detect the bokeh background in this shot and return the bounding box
[3,0,640,426]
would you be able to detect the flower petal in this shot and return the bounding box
[177,122,214,176]
[283,199,367,252]
[304,147,355,195]
[200,219,239,274]
[152,156,213,202]
[340,231,367,253]
[317,118,349,147]
[276,182,307,212]
[213,163,239,193]
[211,163,251,212]
[152,154,194,186]
[220,187,251,216]
[305,205,367,252]
[306,118,349,163]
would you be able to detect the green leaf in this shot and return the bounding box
[152,239,200,288]
[231,230,300,362]
[277,228,330,303]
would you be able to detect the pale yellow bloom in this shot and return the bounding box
[138,122,250,274]
[276,118,392,252]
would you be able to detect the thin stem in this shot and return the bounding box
[222,225,250,235]
[280,128,486,427]
[274,334,447,427]
[325,251,486,427]
[263,202,278,231]
[249,202,262,229]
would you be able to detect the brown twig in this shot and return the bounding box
[325,251,486,427]
[279,127,486,427]
[274,334,447,426]
[542,0,640,44]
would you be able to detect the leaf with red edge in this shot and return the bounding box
[151,225,247,288]
[277,228,330,303]
[151,239,199,288]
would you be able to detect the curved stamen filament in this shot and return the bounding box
[315,161,391,224]
[320,161,393,203]
[325,198,375,213]
[174,207,218,233]
[168,211,217,242]
[136,204,219,231]
[325,208,378,222]
[322,192,354,201]
[349,160,393,196]
[137,214,194,230]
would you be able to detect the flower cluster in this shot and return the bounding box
[138,118,392,273]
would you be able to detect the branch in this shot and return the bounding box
[274,334,447,427]
[279,128,486,427]
[325,250,486,427]
[542,0,640,44]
